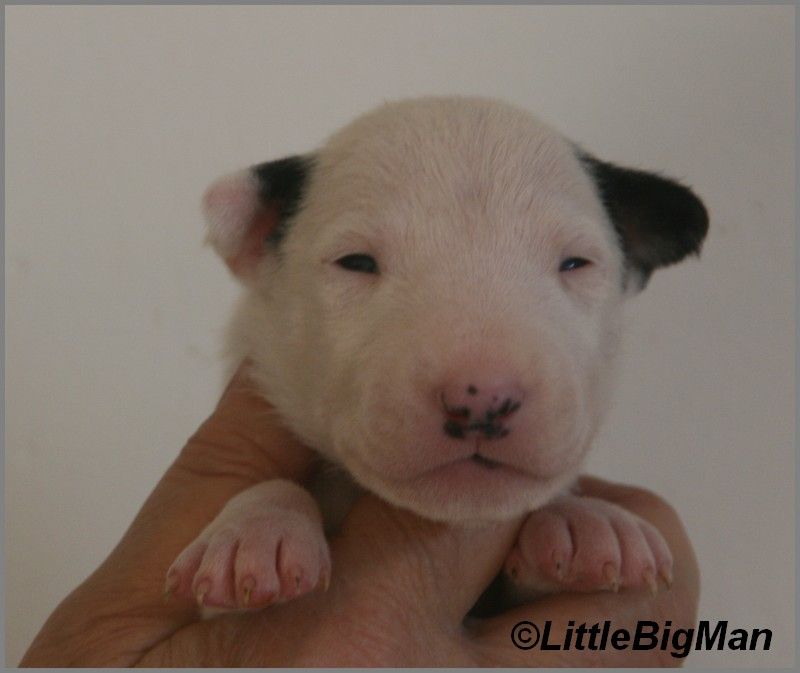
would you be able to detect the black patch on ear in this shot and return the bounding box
[578,152,709,289]
[251,154,314,246]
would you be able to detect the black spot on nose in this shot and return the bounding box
[443,419,467,439]
[496,398,522,418]
[443,418,512,441]
[446,406,471,420]
[441,390,521,441]
[472,422,509,439]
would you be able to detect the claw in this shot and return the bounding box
[643,568,658,596]
[321,570,330,592]
[659,565,673,589]
[603,562,619,592]
[554,555,568,581]
[195,580,211,607]
[240,576,255,607]
[163,572,178,600]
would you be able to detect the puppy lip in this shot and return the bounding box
[406,453,541,484]
[470,453,501,469]
[341,435,567,490]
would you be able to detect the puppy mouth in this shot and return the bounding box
[415,450,537,483]
[341,438,572,521]
[470,452,502,469]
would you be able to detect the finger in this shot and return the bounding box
[21,363,317,666]
[112,361,315,588]
[573,475,658,506]
[137,492,525,668]
[329,494,524,626]
[187,360,315,480]
[471,590,691,666]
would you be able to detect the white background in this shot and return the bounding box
[5,5,795,667]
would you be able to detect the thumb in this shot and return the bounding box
[20,363,316,667]
[106,362,315,599]
[329,494,524,625]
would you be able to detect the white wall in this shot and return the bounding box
[5,5,794,667]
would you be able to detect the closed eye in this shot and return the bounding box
[336,253,379,274]
[559,257,592,272]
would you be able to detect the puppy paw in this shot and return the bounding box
[504,494,672,597]
[165,481,330,610]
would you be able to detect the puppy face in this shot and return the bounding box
[204,97,707,522]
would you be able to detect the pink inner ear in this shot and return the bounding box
[225,204,280,278]
[203,171,278,280]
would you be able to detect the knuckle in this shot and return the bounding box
[606,484,681,528]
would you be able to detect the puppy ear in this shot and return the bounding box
[579,153,709,291]
[203,155,311,280]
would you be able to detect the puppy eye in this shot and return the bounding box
[559,257,591,272]
[336,253,379,274]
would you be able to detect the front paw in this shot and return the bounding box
[165,482,331,610]
[504,494,673,597]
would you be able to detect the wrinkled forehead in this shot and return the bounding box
[301,101,614,253]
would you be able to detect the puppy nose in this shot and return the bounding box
[439,379,524,440]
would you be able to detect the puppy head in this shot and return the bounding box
[204,97,708,522]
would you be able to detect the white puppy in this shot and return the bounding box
[167,97,707,611]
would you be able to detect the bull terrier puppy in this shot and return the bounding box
[166,97,707,611]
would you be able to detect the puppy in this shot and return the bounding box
[166,97,707,611]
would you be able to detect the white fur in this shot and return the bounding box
[212,97,627,523]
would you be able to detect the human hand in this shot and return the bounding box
[20,366,699,667]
